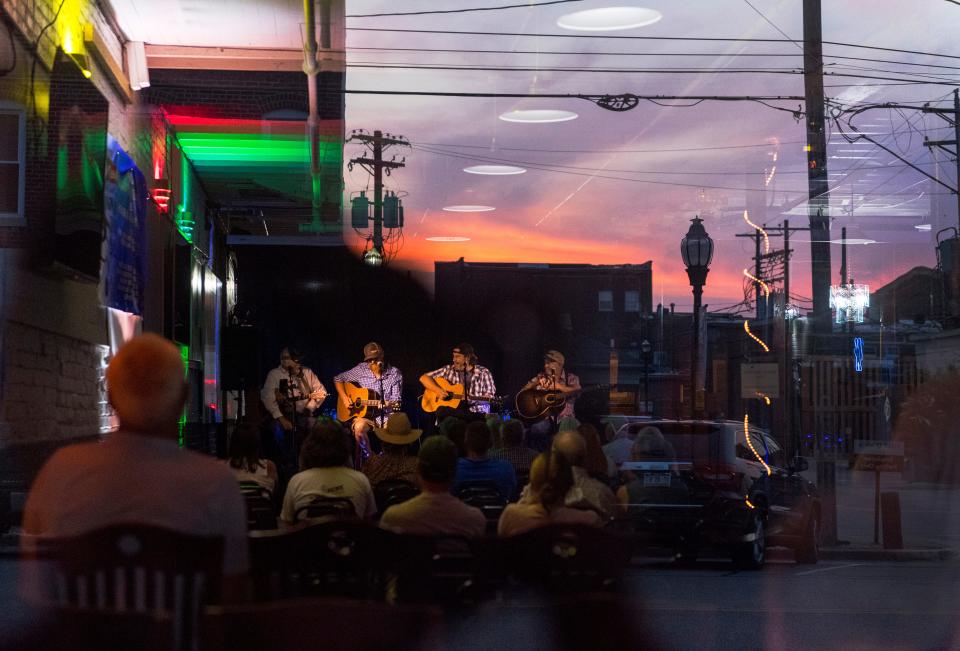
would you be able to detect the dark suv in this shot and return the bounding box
[617,420,820,569]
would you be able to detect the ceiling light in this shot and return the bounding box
[463,165,526,175]
[915,224,932,231]
[426,236,471,242]
[499,110,578,124]
[442,205,496,212]
[557,7,662,32]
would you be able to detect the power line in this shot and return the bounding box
[345,46,960,72]
[417,140,806,154]
[346,0,585,18]
[346,27,960,61]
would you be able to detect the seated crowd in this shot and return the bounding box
[19,334,642,608]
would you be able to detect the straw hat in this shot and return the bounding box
[372,412,422,445]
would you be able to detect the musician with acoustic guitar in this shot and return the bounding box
[518,349,581,450]
[419,342,497,423]
[334,342,403,465]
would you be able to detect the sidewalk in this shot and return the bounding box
[806,460,960,560]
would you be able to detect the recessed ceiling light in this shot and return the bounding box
[915,224,932,231]
[442,205,496,212]
[557,7,662,32]
[463,165,527,175]
[828,238,878,245]
[426,236,471,242]
[499,110,578,124]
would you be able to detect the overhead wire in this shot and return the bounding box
[346,0,585,18]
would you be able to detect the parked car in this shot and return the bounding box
[616,419,820,569]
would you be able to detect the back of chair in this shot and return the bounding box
[374,478,420,514]
[293,496,357,522]
[392,534,497,605]
[454,481,506,534]
[38,523,223,651]
[499,523,632,594]
[19,605,174,651]
[248,520,398,601]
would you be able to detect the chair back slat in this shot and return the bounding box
[37,523,223,651]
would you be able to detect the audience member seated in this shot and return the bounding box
[602,422,651,468]
[553,430,618,520]
[280,423,376,524]
[616,426,677,514]
[361,413,421,489]
[438,415,468,457]
[498,452,602,537]
[490,420,538,476]
[452,421,516,502]
[21,334,249,599]
[579,423,618,479]
[379,436,486,537]
[225,422,278,494]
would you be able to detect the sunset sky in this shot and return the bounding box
[340,0,958,312]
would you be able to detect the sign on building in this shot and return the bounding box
[740,362,780,399]
[852,440,904,472]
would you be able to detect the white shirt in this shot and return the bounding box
[280,466,377,522]
[261,365,328,419]
[22,432,249,576]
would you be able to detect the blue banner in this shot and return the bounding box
[100,135,146,315]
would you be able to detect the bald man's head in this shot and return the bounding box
[106,334,186,436]
[552,430,587,467]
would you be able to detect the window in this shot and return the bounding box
[598,290,613,312]
[0,105,26,223]
[625,290,640,312]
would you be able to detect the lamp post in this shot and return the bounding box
[641,339,652,416]
[681,216,714,419]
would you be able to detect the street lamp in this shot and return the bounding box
[641,339,652,416]
[681,216,714,418]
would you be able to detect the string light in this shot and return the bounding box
[742,209,769,254]
[743,320,770,352]
[744,414,772,476]
[743,268,770,298]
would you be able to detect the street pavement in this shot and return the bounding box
[625,556,960,650]
[804,460,960,551]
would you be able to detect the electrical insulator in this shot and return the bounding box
[384,191,401,229]
[351,192,369,229]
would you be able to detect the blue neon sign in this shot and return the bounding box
[853,337,864,373]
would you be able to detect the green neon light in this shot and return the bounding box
[178,344,189,448]
[177,150,194,244]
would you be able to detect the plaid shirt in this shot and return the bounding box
[527,369,581,418]
[334,362,403,426]
[427,364,497,413]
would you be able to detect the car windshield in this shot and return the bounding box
[635,422,723,462]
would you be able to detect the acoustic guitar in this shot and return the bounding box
[336,381,401,421]
[421,377,503,413]
[515,384,608,421]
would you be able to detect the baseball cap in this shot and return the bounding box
[363,341,384,361]
[545,349,565,366]
[418,435,459,483]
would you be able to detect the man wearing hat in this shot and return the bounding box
[334,341,403,464]
[419,342,497,423]
[361,412,421,489]
[379,435,486,537]
[521,350,581,451]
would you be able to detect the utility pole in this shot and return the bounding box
[923,88,960,232]
[803,0,833,341]
[347,130,408,259]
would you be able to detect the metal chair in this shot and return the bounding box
[454,481,507,533]
[499,523,633,594]
[373,478,420,514]
[33,523,223,651]
[238,482,276,531]
[248,519,398,601]
[293,496,358,522]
